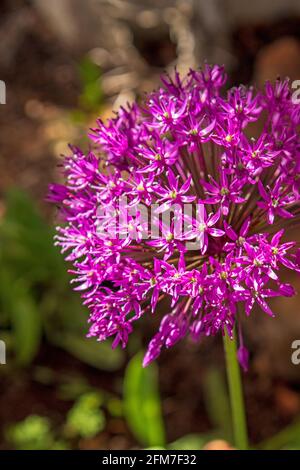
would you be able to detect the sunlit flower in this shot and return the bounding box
[49,66,300,368]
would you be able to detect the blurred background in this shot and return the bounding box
[0,0,300,450]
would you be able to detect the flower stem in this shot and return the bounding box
[223,330,248,450]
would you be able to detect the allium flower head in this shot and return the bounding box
[49,65,300,370]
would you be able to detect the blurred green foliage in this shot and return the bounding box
[6,415,67,450]
[124,352,165,448]
[78,56,103,112]
[259,420,300,450]
[65,392,105,439]
[168,434,213,450]
[202,367,232,441]
[1,188,300,450]
[0,188,123,370]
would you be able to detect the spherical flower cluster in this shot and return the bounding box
[49,65,300,369]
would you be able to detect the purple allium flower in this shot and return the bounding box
[188,204,225,254]
[49,66,300,369]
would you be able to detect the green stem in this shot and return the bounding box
[223,330,249,450]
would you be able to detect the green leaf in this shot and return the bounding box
[65,392,105,439]
[202,367,232,441]
[124,352,165,447]
[258,420,300,450]
[79,57,101,84]
[0,188,66,284]
[169,433,214,450]
[80,81,103,110]
[6,415,54,450]
[145,446,166,450]
[10,280,42,366]
[78,57,103,110]
[107,397,123,417]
